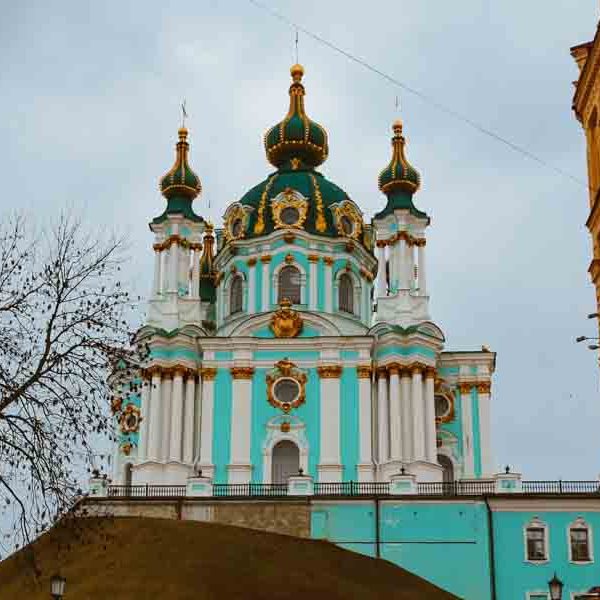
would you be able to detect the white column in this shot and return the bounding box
[377,368,389,463]
[318,366,342,482]
[161,374,172,461]
[361,277,369,323]
[199,368,216,473]
[478,383,493,476]
[377,242,386,297]
[148,372,162,461]
[324,258,333,312]
[153,249,162,296]
[397,238,406,289]
[138,380,150,461]
[400,369,412,460]
[247,258,256,313]
[357,366,374,482]
[407,242,415,290]
[417,241,427,296]
[261,256,271,310]
[167,243,177,293]
[229,367,254,483]
[178,245,189,295]
[191,247,200,298]
[309,256,318,310]
[169,371,184,462]
[388,366,402,461]
[411,366,426,461]
[183,374,196,464]
[424,368,437,463]
[460,383,475,477]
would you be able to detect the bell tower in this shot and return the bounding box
[373,119,430,327]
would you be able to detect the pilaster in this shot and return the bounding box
[228,366,255,484]
[388,364,402,461]
[376,366,389,464]
[317,364,342,482]
[357,365,374,482]
[198,367,216,477]
[459,382,475,478]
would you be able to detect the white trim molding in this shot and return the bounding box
[568,516,594,564]
[523,516,550,564]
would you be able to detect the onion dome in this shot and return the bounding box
[154,128,203,224]
[264,64,328,170]
[375,120,427,220]
[199,222,216,303]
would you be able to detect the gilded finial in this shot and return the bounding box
[178,127,188,140]
[290,63,304,83]
[392,119,403,136]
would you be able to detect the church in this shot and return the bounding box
[103,65,600,600]
[113,64,494,489]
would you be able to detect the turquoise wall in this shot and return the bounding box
[212,368,232,484]
[340,367,359,481]
[310,500,492,600]
[472,387,482,477]
[493,510,600,600]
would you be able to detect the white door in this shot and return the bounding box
[272,441,300,484]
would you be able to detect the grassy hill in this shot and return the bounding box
[0,517,458,599]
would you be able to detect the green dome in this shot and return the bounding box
[240,167,348,238]
[264,65,328,169]
[154,128,203,224]
[378,120,420,195]
[375,120,427,221]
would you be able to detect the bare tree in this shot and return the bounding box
[0,213,139,555]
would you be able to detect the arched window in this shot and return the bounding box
[278,265,301,304]
[339,273,354,314]
[569,518,593,563]
[230,275,243,315]
[271,440,300,484]
[525,517,548,562]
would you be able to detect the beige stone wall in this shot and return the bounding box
[82,499,311,538]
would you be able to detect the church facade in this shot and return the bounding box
[113,64,495,489]
[103,65,600,600]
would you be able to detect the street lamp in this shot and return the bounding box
[50,574,66,599]
[548,573,563,600]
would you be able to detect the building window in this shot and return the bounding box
[338,273,354,314]
[230,275,243,315]
[526,594,549,600]
[525,519,548,562]
[278,265,301,304]
[569,518,593,563]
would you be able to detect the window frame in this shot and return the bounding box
[229,273,244,316]
[276,264,303,305]
[523,517,550,563]
[338,272,355,314]
[568,517,594,564]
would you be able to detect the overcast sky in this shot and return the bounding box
[2,1,599,479]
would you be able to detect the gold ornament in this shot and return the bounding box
[332,201,363,240]
[224,204,250,243]
[230,366,255,380]
[266,359,307,413]
[271,188,308,230]
[270,299,303,338]
[317,365,343,379]
[119,404,142,434]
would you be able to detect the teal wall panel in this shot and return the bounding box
[215,351,233,360]
[340,367,359,481]
[493,510,600,600]
[212,368,232,484]
[317,259,325,310]
[252,350,320,361]
[255,259,263,312]
[472,388,482,478]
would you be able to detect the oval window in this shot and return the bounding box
[281,206,300,226]
[274,378,300,404]
[434,395,451,419]
[231,218,244,237]
[340,215,354,236]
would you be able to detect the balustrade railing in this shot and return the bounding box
[104,479,600,499]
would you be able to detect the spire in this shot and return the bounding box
[264,65,329,170]
[375,119,426,220]
[160,127,202,200]
[199,222,216,303]
[155,127,203,223]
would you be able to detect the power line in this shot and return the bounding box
[248,0,589,191]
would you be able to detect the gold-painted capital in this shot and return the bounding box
[317,365,343,379]
[357,365,373,379]
[307,254,319,263]
[200,367,217,381]
[424,366,436,379]
[376,239,387,248]
[411,363,425,375]
[247,257,257,267]
[323,256,334,266]
[458,382,473,395]
[387,363,401,376]
[477,382,492,394]
[375,366,388,379]
[260,255,272,264]
[231,366,255,380]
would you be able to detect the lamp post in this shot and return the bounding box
[50,574,66,599]
[548,573,563,600]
